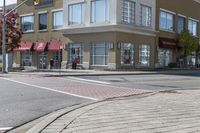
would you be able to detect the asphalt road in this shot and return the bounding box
[75,72,200,91]
[0,78,90,129]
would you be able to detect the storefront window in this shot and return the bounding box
[139,44,150,66]
[120,43,134,65]
[68,43,83,64]
[39,52,47,69]
[158,49,172,67]
[90,42,109,65]
[21,52,33,66]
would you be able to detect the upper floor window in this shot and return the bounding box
[122,0,135,24]
[91,0,109,23]
[160,11,174,31]
[69,3,84,25]
[141,5,152,27]
[53,10,63,29]
[188,19,198,36]
[39,13,47,30]
[177,16,185,33]
[21,15,34,32]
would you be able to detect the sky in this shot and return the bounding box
[0,0,17,6]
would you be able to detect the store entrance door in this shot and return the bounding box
[39,52,47,69]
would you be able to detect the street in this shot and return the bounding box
[0,77,90,130]
[0,71,200,132]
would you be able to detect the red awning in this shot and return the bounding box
[159,37,177,49]
[48,40,62,51]
[34,42,47,52]
[14,42,33,52]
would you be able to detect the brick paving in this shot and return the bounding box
[40,90,200,133]
[7,75,148,100]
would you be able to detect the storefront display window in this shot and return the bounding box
[68,43,83,64]
[139,44,150,66]
[90,42,109,65]
[21,52,33,66]
[158,49,172,67]
[120,43,134,65]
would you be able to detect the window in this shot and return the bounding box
[91,0,109,23]
[21,52,32,66]
[69,3,84,25]
[21,15,34,32]
[53,10,63,29]
[39,13,47,30]
[139,44,150,66]
[160,11,174,31]
[120,43,134,65]
[188,19,198,36]
[68,43,83,64]
[122,0,135,24]
[90,42,109,65]
[141,5,152,27]
[177,16,185,33]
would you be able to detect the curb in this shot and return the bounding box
[26,92,152,133]
[26,101,98,133]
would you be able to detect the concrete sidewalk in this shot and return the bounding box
[7,68,200,77]
[24,90,200,133]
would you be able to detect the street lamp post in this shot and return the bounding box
[1,0,39,73]
[2,0,6,73]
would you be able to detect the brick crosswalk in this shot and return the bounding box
[6,75,149,100]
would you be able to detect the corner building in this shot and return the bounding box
[14,0,64,69]
[13,0,200,70]
[156,0,200,67]
[62,0,157,69]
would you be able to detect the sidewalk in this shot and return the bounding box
[7,68,200,77]
[25,90,200,133]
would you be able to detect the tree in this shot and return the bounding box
[0,10,23,51]
[177,30,199,66]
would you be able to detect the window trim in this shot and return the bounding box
[68,2,85,26]
[121,0,136,24]
[38,12,48,31]
[20,14,35,33]
[90,41,109,66]
[140,4,152,27]
[91,0,109,23]
[159,10,175,32]
[52,10,64,30]
[188,18,198,36]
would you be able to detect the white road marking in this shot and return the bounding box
[0,127,12,131]
[1,78,98,101]
[67,77,111,85]
[60,77,143,90]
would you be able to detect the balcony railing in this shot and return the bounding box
[35,0,53,8]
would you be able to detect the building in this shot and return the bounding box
[156,0,200,67]
[13,0,200,70]
[13,0,63,69]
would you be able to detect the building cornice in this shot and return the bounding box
[62,24,157,37]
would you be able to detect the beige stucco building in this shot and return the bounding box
[13,0,200,70]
